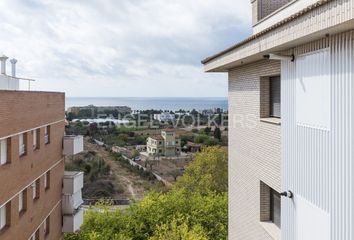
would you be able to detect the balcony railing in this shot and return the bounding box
[19,144,26,156]
[62,190,83,215]
[0,75,36,91]
[63,171,84,195]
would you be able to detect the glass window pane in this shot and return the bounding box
[270,76,281,118]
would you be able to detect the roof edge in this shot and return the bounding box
[201,0,332,65]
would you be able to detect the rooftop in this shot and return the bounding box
[150,135,164,140]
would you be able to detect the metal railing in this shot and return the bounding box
[1,74,36,91]
[83,199,131,206]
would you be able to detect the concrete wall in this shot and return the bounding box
[228,59,281,239]
[0,91,65,240]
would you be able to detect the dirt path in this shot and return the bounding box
[84,138,156,200]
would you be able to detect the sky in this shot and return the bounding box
[0,0,252,97]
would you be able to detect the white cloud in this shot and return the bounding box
[0,0,251,97]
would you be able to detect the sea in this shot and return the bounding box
[66,97,228,111]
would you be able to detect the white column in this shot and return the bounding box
[0,55,8,75]
[10,58,17,77]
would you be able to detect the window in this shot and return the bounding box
[44,171,50,190]
[32,129,40,150]
[44,126,50,144]
[30,230,39,240]
[32,179,40,200]
[18,190,27,213]
[270,76,281,118]
[0,204,6,230]
[260,76,281,121]
[260,181,281,229]
[19,133,27,156]
[44,216,50,236]
[0,138,8,165]
[0,202,10,230]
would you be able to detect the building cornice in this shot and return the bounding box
[201,0,332,65]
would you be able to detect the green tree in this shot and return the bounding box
[169,169,184,181]
[65,146,228,240]
[66,112,74,121]
[175,146,227,195]
[213,127,222,140]
[206,138,219,146]
[201,127,211,135]
[194,134,209,144]
[65,190,227,240]
[149,217,208,240]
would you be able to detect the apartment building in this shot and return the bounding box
[147,129,181,157]
[203,1,354,240]
[0,56,84,240]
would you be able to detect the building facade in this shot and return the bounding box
[0,56,84,240]
[147,129,181,157]
[203,1,354,240]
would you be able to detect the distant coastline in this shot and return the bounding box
[66,97,228,111]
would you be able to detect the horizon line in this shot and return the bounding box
[66,96,228,99]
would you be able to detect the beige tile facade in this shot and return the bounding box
[228,59,281,239]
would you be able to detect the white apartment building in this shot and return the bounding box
[203,1,354,240]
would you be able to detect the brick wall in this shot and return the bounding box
[0,91,65,240]
[0,90,64,138]
[228,59,281,239]
[1,161,64,240]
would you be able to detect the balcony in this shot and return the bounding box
[63,171,84,195]
[62,171,84,233]
[62,208,84,233]
[62,190,83,215]
[63,135,84,156]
